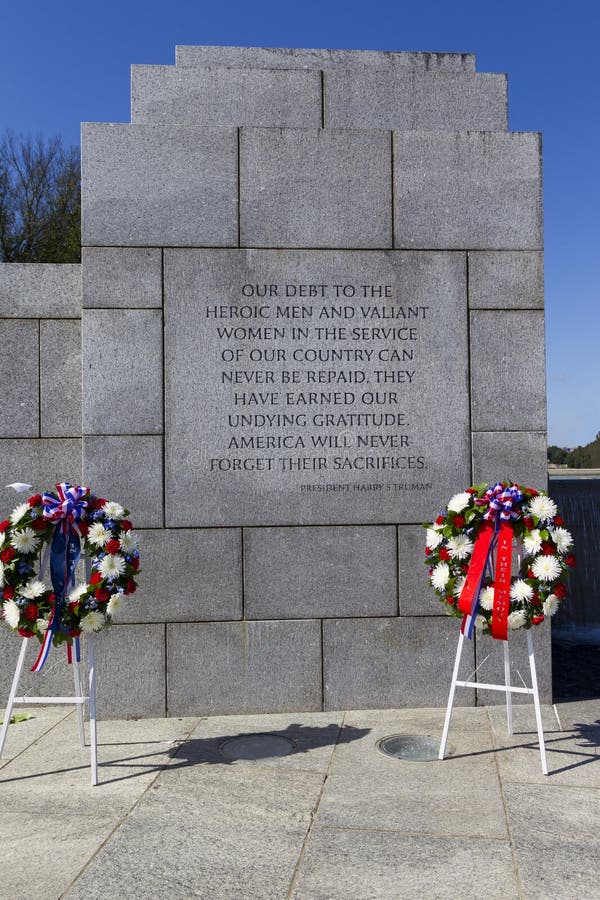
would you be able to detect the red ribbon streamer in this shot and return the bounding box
[458,519,513,641]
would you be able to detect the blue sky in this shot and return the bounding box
[1,0,597,448]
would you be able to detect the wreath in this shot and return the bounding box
[0,484,140,663]
[424,481,575,638]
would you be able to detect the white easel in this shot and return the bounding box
[0,633,98,784]
[438,628,548,775]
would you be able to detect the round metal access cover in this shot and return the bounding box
[376,734,452,761]
[220,733,295,761]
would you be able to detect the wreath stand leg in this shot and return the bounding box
[0,635,98,785]
[438,628,548,775]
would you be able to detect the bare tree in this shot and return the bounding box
[0,131,80,263]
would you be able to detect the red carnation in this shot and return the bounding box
[124,579,137,595]
[532,615,545,625]
[0,519,10,532]
[88,496,106,511]
[445,595,455,605]
[106,539,120,554]
[461,563,469,573]
[554,583,567,599]
[435,515,444,526]
[454,515,465,529]
[78,522,89,536]
[553,516,564,526]
[48,593,55,605]
[27,494,42,507]
[18,627,35,638]
[24,603,38,622]
[90,572,103,585]
[31,518,49,531]
[94,587,111,602]
[466,487,477,494]
[425,546,432,556]
[121,519,133,531]
[529,489,539,497]
[541,541,556,556]
[130,557,140,571]
[3,585,14,600]
[0,547,15,563]
[565,554,576,568]
[523,517,534,530]
[527,568,535,579]
[69,627,81,638]
[439,547,451,561]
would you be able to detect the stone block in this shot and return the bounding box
[325,72,507,131]
[81,123,238,247]
[82,309,163,435]
[470,310,546,431]
[82,248,162,308]
[117,528,242,624]
[95,624,166,718]
[469,251,544,309]
[164,248,470,527]
[393,131,543,249]
[40,320,81,437]
[240,128,392,248]
[166,620,322,715]
[0,320,38,437]
[176,45,476,72]
[131,65,322,127]
[398,524,440,615]
[472,431,548,491]
[0,439,81,516]
[244,525,397,619]
[474,626,552,705]
[323,616,475,709]
[83,435,163,527]
[0,263,81,317]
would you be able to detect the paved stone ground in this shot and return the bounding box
[1,701,599,899]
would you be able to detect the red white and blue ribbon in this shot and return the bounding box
[458,483,524,641]
[31,483,89,673]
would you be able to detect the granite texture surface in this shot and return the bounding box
[131,65,322,127]
[83,435,163,528]
[82,123,238,247]
[82,248,162,309]
[393,131,543,249]
[471,431,549,491]
[0,263,81,317]
[469,250,544,309]
[40,320,82,437]
[0,320,39,437]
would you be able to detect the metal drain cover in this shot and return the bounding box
[220,733,294,761]
[376,734,452,761]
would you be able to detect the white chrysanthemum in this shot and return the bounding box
[9,502,30,524]
[80,610,106,633]
[447,492,471,513]
[543,594,559,617]
[2,599,21,628]
[479,585,495,610]
[531,555,562,582]
[527,495,558,522]
[69,584,89,603]
[453,575,466,598]
[508,610,528,630]
[431,562,450,590]
[523,530,542,556]
[474,614,487,631]
[99,554,126,580]
[107,594,122,618]
[426,528,443,550]
[510,579,534,603]
[88,522,111,547]
[119,530,138,553]
[550,527,573,553]
[102,501,125,520]
[10,528,40,554]
[21,579,47,600]
[447,534,474,560]
[36,618,49,634]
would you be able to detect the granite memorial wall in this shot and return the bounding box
[0,46,549,716]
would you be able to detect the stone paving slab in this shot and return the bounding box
[1,704,599,899]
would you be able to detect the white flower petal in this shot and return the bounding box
[527,495,558,522]
[431,562,450,590]
[531,555,562,582]
[543,594,559,617]
[102,501,125,520]
[99,554,126,580]
[425,528,443,550]
[510,579,534,602]
[447,534,474,560]
[508,610,528,630]
[2,599,21,628]
[9,502,30,524]
[479,586,495,610]
[80,610,106,633]
[10,528,40,554]
[447,492,471,513]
